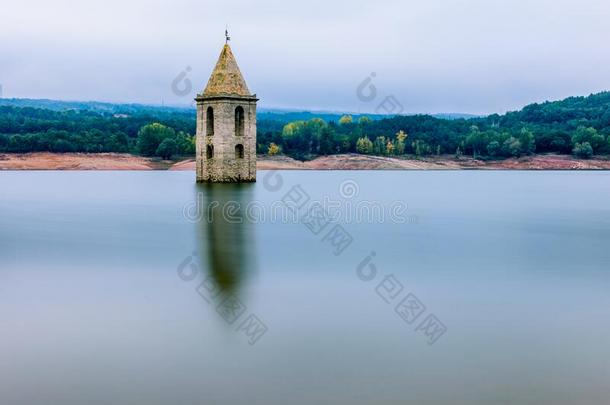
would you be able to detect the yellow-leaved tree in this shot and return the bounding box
[339,115,353,125]
[267,143,280,156]
[395,130,408,155]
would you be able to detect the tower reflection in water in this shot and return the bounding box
[194,183,257,300]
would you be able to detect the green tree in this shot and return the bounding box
[156,138,177,159]
[549,133,571,153]
[572,127,604,153]
[319,126,335,155]
[502,137,522,157]
[51,139,75,153]
[356,136,373,154]
[280,119,328,157]
[175,132,195,155]
[107,132,130,153]
[358,116,372,124]
[572,142,593,158]
[412,139,431,157]
[337,135,351,153]
[465,125,490,158]
[519,128,536,155]
[137,123,175,156]
[455,146,462,159]
[487,140,500,157]
[282,121,306,138]
[373,136,387,155]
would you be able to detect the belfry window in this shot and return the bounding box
[206,107,214,136]
[235,144,244,159]
[206,144,214,159]
[235,106,244,136]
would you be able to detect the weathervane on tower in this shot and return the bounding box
[225,26,231,44]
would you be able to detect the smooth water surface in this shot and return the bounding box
[1,170,609,405]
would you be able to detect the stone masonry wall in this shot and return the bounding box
[196,96,257,182]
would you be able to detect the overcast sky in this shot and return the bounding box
[1,0,609,114]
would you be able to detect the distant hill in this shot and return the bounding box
[0,98,192,115]
[258,109,481,122]
[498,91,610,125]
[0,98,480,122]
[433,113,482,120]
[258,109,383,122]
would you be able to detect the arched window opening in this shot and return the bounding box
[235,106,245,137]
[206,144,214,159]
[235,144,244,159]
[206,107,214,136]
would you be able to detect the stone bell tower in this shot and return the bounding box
[195,35,258,182]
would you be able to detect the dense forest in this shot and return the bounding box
[1,91,609,160]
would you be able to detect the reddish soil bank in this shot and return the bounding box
[3,152,610,171]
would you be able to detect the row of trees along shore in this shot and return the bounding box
[0,107,195,159]
[260,117,609,160]
[1,91,610,159]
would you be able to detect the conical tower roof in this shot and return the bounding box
[202,44,252,97]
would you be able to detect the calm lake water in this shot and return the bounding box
[1,170,610,405]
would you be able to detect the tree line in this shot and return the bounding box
[1,91,610,159]
[0,106,195,158]
[258,92,610,159]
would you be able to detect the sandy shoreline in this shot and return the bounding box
[2,152,610,171]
